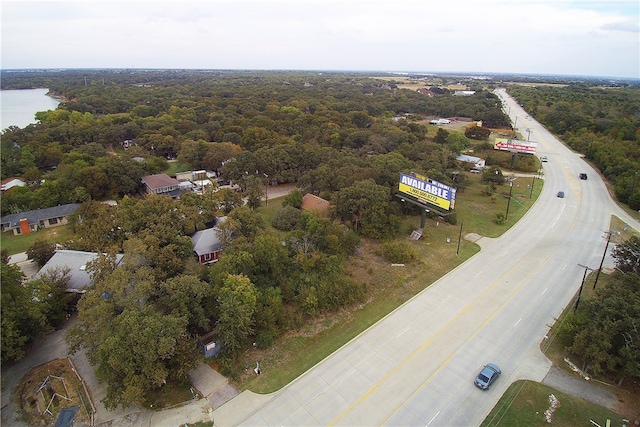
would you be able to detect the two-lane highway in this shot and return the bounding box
[217,88,639,426]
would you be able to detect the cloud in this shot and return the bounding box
[1,0,638,78]
[601,20,640,33]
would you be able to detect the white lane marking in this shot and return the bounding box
[397,327,410,338]
[514,318,521,327]
[427,411,441,426]
[541,288,548,295]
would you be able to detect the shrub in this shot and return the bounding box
[380,241,417,264]
[281,188,303,209]
[271,206,302,231]
[465,125,491,140]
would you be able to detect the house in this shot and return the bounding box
[31,250,124,293]
[1,203,80,235]
[457,154,486,170]
[301,194,330,216]
[454,90,476,96]
[1,177,27,192]
[191,217,227,264]
[141,173,181,197]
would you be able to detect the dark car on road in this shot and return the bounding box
[474,363,501,390]
[557,191,565,198]
[579,173,588,180]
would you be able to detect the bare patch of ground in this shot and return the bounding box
[14,358,92,427]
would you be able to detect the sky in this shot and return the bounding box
[1,0,639,79]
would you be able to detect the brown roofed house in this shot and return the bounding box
[301,193,330,216]
[141,173,180,197]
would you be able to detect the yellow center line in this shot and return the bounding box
[329,184,580,426]
[330,247,559,427]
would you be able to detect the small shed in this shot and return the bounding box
[198,331,223,358]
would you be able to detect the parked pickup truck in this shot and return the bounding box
[430,119,451,125]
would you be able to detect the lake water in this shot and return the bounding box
[0,88,60,131]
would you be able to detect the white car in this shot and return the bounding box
[540,156,548,162]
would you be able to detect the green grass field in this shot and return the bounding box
[0,225,75,255]
[482,380,623,427]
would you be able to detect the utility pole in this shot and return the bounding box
[593,231,616,289]
[505,181,514,220]
[263,173,269,206]
[575,264,594,311]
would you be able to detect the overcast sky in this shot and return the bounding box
[2,0,639,79]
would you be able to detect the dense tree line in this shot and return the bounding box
[560,236,640,384]
[507,83,640,209]
[1,70,509,217]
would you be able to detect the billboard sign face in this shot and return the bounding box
[494,138,537,154]
[398,173,456,210]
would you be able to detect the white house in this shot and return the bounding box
[457,154,486,170]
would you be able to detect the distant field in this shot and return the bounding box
[370,76,468,91]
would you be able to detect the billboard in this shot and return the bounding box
[494,138,537,154]
[398,173,456,210]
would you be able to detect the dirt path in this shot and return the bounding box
[542,366,616,409]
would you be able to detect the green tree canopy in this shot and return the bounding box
[215,274,258,356]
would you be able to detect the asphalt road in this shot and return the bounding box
[214,89,640,426]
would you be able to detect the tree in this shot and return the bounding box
[26,238,57,267]
[446,133,470,154]
[253,286,284,348]
[66,267,206,409]
[465,125,491,140]
[1,260,48,362]
[238,174,265,210]
[215,274,258,355]
[612,236,640,275]
[95,307,189,409]
[332,179,399,238]
[568,273,640,380]
[215,188,244,215]
[282,188,304,209]
[28,266,74,328]
[226,205,265,241]
[434,128,449,144]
